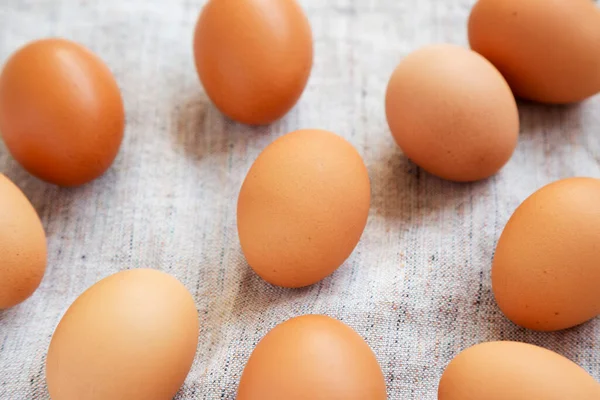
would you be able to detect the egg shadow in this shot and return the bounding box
[513,98,599,177]
[425,278,600,377]
[517,99,584,143]
[0,151,119,241]
[1,153,56,214]
[233,261,332,322]
[231,261,322,321]
[369,146,492,222]
[0,308,8,323]
[169,91,280,163]
[443,274,600,376]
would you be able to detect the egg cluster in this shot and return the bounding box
[0,0,599,399]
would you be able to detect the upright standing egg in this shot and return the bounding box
[0,38,125,186]
[385,44,519,182]
[46,269,199,400]
[438,341,600,399]
[493,178,600,331]
[469,0,600,104]
[237,129,371,288]
[193,0,313,125]
[0,174,46,309]
[237,315,387,400]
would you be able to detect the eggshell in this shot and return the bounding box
[193,0,313,125]
[385,44,519,182]
[0,38,125,186]
[0,174,46,309]
[237,129,370,288]
[492,177,600,331]
[469,0,600,104]
[237,315,387,400]
[438,341,600,400]
[46,269,199,400]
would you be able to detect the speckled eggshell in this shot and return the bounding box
[492,177,600,331]
[237,315,387,400]
[193,0,313,125]
[469,0,600,104]
[438,341,600,399]
[0,38,125,186]
[0,174,47,309]
[237,129,371,288]
[46,269,199,400]
[385,44,519,182]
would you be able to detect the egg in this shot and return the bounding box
[385,44,519,182]
[0,38,125,186]
[237,315,387,399]
[237,129,370,288]
[0,174,46,309]
[193,0,313,125]
[469,0,600,104]
[438,341,600,399]
[492,177,600,331]
[46,269,199,400]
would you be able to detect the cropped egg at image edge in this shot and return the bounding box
[1,0,600,399]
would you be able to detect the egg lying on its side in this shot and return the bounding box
[0,38,125,186]
[0,174,47,309]
[193,0,313,125]
[438,341,600,399]
[46,269,199,400]
[237,129,371,288]
[385,44,519,182]
[493,178,600,331]
[237,315,387,400]
[469,0,600,104]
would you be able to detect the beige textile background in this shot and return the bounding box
[1,0,600,399]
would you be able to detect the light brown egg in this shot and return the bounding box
[385,44,519,182]
[46,269,199,400]
[237,129,370,288]
[0,38,125,186]
[193,0,313,125]
[0,174,46,309]
[438,341,600,399]
[469,0,600,104]
[237,315,387,400]
[492,178,600,331]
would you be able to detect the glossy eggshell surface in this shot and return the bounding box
[237,315,387,400]
[492,177,600,331]
[468,0,600,104]
[438,341,600,400]
[237,129,371,288]
[193,0,313,125]
[385,44,519,182]
[0,38,125,186]
[45,269,199,400]
[0,174,47,309]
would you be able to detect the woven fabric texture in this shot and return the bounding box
[1,0,600,399]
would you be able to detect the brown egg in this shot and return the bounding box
[237,129,370,288]
[492,178,600,331]
[237,315,387,400]
[438,341,600,399]
[0,38,125,186]
[469,0,600,104]
[193,0,313,125]
[46,269,199,400]
[385,44,519,182]
[0,174,46,309]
